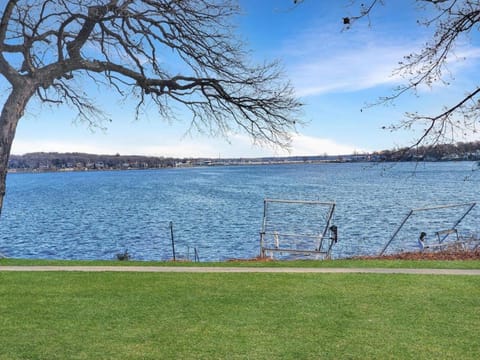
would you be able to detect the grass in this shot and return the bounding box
[1,257,480,269]
[0,271,478,359]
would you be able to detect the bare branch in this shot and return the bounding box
[342,0,384,28]
[339,0,480,148]
[1,0,301,146]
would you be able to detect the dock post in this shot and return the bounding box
[170,221,176,261]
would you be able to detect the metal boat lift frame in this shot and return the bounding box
[379,202,476,256]
[259,198,337,259]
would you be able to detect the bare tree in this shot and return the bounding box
[298,0,480,150]
[379,0,480,150]
[0,0,302,215]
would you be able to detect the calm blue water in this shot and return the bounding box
[0,162,479,261]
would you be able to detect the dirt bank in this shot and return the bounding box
[357,248,480,261]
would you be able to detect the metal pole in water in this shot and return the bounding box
[260,199,268,258]
[379,209,414,256]
[170,221,176,261]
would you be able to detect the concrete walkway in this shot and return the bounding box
[1,266,480,275]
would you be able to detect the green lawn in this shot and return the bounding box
[0,271,478,359]
[2,257,480,269]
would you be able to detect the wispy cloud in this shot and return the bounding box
[290,44,407,97]
[285,23,480,98]
[11,139,118,156]
[11,132,361,157]
[285,28,414,97]
[441,45,480,76]
[277,133,364,156]
[277,15,432,97]
[118,133,360,158]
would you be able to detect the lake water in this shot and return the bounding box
[0,162,479,261]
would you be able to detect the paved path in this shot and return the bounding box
[1,266,480,275]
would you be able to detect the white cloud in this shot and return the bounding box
[11,139,117,156]
[294,51,404,96]
[288,40,410,97]
[11,135,266,158]
[278,18,430,98]
[285,24,480,98]
[162,133,363,157]
[277,133,364,156]
[11,132,360,158]
[442,45,480,76]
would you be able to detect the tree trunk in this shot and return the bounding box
[0,85,35,216]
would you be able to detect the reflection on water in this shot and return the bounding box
[1,162,479,261]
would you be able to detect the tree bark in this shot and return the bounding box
[0,84,35,215]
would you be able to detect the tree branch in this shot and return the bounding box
[1,0,301,148]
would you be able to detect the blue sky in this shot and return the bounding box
[8,0,480,157]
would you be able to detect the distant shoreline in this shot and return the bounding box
[7,153,478,175]
[9,140,480,173]
[7,156,352,174]
[6,151,371,174]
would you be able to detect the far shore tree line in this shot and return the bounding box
[373,141,480,162]
[8,140,480,172]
